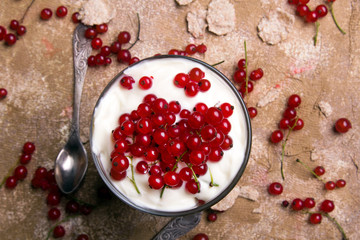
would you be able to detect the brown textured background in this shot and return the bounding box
[0,0,359,239]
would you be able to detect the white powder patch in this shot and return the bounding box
[257,8,295,45]
[79,0,116,25]
[206,0,235,35]
[187,9,207,39]
[176,0,194,5]
[257,87,281,108]
[238,186,259,201]
[59,124,70,144]
[317,101,333,117]
[211,185,240,211]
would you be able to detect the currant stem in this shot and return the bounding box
[128,156,140,194]
[127,13,141,50]
[20,0,36,23]
[280,117,298,180]
[313,22,320,46]
[244,40,249,96]
[187,163,200,192]
[324,213,348,240]
[209,168,219,187]
[295,159,326,183]
[211,60,225,67]
[330,3,346,35]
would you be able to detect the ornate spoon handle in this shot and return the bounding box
[71,23,91,134]
[152,212,202,240]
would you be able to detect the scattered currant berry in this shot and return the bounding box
[100,46,111,56]
[129,57,140,65]
[5,176,17,189]
[291,198,304,211]
[309,213,322,224]
[72,12,80,23]
[48,207,61,220]
[249,68,263,81]
[47,192,61,206]
[268,182,283,195]
[53,225,65,238]
[4,33,17,46]
[306,11,318,23]
[325,181,336,190]
[320,199,335,213]
[56,6,68,18]
[65,200,80,214]
[248,107,257,119]
[0,88,8,99]
[23,142,36,154]
[110,41,121,53]
[316,5,328,18]
[196,44,207,53]
[233,69,246,83]
[20,154,32,164]
[291,118,304,131]
[279,118,291,130]
[207,212,217,222]
[297,4,310,17]
[10,20,19,30]
[87,55,96,67]
[288,94,301,108]
[282,200,289,207]
[270,130,283,143]
[336,179,346,188]
[185,44,197,55]
[76,234,89,240]
[91,37,102,50]
[193,233,209,240]
[85,28,97,39]
[0,26,6,41]
[313,166,325,176]
[117,49,131,63]
[304,198,316,208]
[96,23,108,34]
[16,25,27,36]
[118,31,131,44]
[14,165,27,180]
[283,107,297,120]
[335,118,352,133]
[40,8,53,20]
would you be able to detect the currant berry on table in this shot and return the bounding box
[0,88,7,99]
[335,118,352,133]
[40,8,53,20]
[268,182,283,195]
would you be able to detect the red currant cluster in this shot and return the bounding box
[288,0,329,23]
[119,75,153,90]
[233,58,264,97]
[86,27,140,67]
[167,43,207,56]
[0,88,7,99]
[3,142,35,189]
[334,118,352,133]
[31,166,92,239]
[297,160,346,190]
[40,6,68,20]
[173,67,211,97]
[0,19,27,46]
[109,93,233,195]
[270,94,304,144]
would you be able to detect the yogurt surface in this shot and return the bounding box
[91,57,249,212]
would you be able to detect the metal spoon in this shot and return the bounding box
[55,24,92,194]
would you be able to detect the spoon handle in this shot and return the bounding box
[71,23,92,134]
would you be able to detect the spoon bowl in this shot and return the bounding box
[55,132,88,194]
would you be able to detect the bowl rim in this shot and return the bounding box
[90,55,252,217]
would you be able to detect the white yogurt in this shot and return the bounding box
[92,57,248,212]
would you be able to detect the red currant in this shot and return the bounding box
[5,33,17,46]
[65,200,80,214]
[112,155,129,172]
[291,118,304,131]
[77,234,89,240]
[206,107,224,125]
[335,118,352,133]
[304,198,316,208]
[72,12,80,23]
[198,79,211,92]
[193,233,209,240]
[189,68,205,82]
[313,166,325,176]
[118,31,131,44]
[248,107,257,119]
[270,130,283,143]
[148,175,164,189]
[316,5,328,18]
[5,176,17,189]
[233,69,246,83]
[0,26,7,40]
[53,225,65,238]
[47,192,61,206]
[320,199,335,212]
[0,88,8,99]
[220,103,233,118]
[288,0,299,4]
[249,68,263,81]
[336,179,346,188]
[48,207,61,220]
[185,44,197,55]
[185,82,200,97]
[139,76,153,90]
[56,6,68,18]
[110,168,126,180]
[120,75,135,90]
[186,179,200,194]
[129,57,140,65]
[268,182,283,195]
[14,165,27,180]
[136,161,149,174]
[279,118,291,130]
[110,41,122,53]
[207,212,217,222]
[291,198,304,211]
[283,107,297,119]
[164,171,181,187]
[10,20,19,30]
[288,94,301,108]
[117,49,131,63]
[91,37,102,50]
[306,11,318,23]
[297,4,310,17]
[16,25,27,36]
[325,181,336,190]
[40,8,53,20]
[96,23,108,33]
[23,142,36,154]
[196,44,207,53]
[237,58,246,69]
[309,213,322,224]
[20,154,32,164]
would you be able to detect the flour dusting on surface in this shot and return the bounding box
[79,0,115,25]
[206,0,235,35]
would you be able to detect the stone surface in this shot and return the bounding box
[0,0,359,240]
